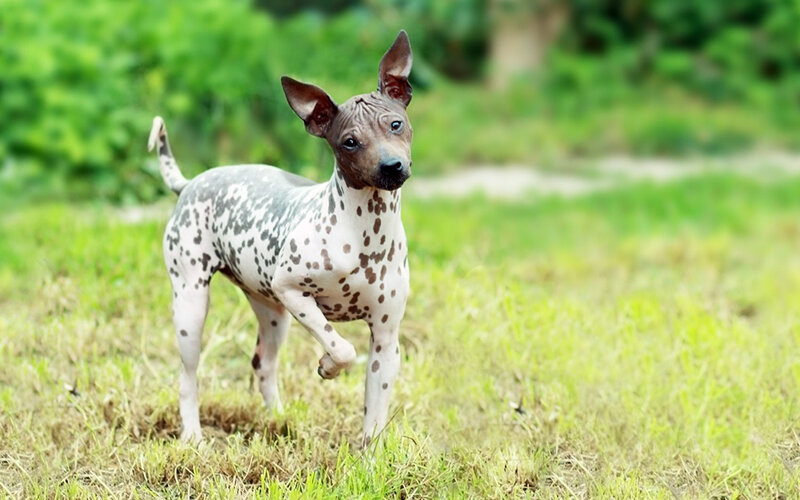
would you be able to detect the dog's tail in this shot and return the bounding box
[148,116,189,195]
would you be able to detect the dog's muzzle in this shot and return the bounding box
[377,159,410,191]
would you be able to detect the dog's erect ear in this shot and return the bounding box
[281,76,339,137]
[378,30,413,107]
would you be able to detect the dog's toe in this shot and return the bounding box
[180,427,203,443]
[318,353,345,379]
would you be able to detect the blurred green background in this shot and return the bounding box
[2,0,800,204]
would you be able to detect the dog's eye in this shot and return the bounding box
[342,138,358,150]
[390,120,403,132]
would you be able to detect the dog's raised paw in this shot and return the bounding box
[318,352,349,379]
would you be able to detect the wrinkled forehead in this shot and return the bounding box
[333,92,407,133]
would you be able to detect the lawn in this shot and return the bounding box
[1,173,800,498]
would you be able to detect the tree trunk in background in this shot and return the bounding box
[489,0,568,88]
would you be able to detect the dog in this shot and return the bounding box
[147,31,413,446]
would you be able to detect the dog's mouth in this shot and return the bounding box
[375,170,410,191]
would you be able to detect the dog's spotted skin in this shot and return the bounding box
[151,31,414,445]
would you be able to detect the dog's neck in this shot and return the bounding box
[324,165,402,236]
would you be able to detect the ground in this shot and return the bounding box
[1,165,800,498]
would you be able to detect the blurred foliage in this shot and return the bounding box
[559,0,800,103]
[1,0,282,203]
[1,0,799,204]
[368,0,489,80]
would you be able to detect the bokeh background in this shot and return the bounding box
[3,0,800,203]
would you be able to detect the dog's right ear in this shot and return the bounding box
[281,76,339,137]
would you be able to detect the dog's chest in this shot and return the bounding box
[281,190,408,323]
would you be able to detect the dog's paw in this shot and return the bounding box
[318,352,352,379]
[180,426,203,443]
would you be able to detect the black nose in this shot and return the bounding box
[380,160,404,176]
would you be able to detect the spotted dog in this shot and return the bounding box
[148,31,414,445]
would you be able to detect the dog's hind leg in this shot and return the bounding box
[245,294,290,412]
[168,270,211,442]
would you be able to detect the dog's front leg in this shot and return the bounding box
[362,323,401,447]
[273,280,357,379]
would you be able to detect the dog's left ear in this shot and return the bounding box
[378,30,413,107]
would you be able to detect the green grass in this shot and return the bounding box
[2,173,800,497]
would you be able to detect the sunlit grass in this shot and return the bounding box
[1,173,800,497]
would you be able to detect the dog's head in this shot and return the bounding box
[282,31,413,191]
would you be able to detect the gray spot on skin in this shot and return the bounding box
[180,329,188,337]
[371,360,380,372]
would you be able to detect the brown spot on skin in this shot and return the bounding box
[324,324,333,332]
[179,329,188,337]
[391,289,396,297]
[304,277,312,283]
[382,383,388,390]
[376,344,382,352]
[271,320,278,327]
[349,292,361,305]
[343,244,351,254]
[364,236,371,246]
[371,360,380,372]
[260,376,265,382]
[325,226,331,234]
[312,262,320,269]
[388,242,395,261]
[365,267,377,284]
[364,406,368,415]
[381,314,389,323]
[378,294,384,303]
[373,218,381,234]
[251,353,261,370]
[303,291,311,297]
[290,240,297,252]
[342,284,350,292]
[380,265,387,281]
[338,277,346,284]
[330,214,337,225]
[380,235,386,245]
[357,206,362,216]
[359,253,369,268]
[321,249,333,271]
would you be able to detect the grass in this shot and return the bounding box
[1,173,800,497]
